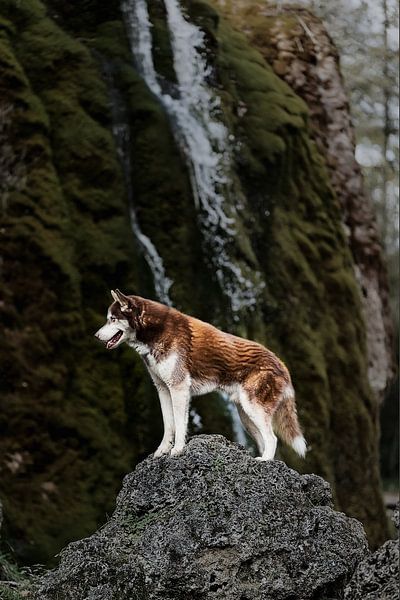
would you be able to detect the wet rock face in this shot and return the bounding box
[344,507,399,600]
[1,0,389,557]
[35,436,367,600]
[266,7,394,401]
[213,1,394,401]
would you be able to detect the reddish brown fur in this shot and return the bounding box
[100,292,307,459]
[112,295,294,416]
[274,398,303,444]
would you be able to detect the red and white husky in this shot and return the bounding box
[95,290,306,461]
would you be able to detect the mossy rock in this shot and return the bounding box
[0,0,388,565]
[0,0,161,563]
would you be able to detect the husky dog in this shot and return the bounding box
[94,290,306,461]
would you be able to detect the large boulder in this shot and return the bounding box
[35,435,367,600]
[345,506,399,600]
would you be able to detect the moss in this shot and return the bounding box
[186,0,387,544]
[0,0,161,564]
[0,0,388,563]
[0,550,33,600]
[121,506,176,540]
[44,0,122,34]
[0,585,25,600]
[147,0,177,84]
[89,22,228,321]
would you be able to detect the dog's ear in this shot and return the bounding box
[111,289,132,313]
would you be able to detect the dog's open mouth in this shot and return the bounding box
[106,331,123,349]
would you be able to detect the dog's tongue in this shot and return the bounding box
[106,331,123,349]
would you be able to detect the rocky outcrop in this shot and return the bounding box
[191,0,388,547]
[345,538,399,600]
[0,0,163,563]
[266,7,395,401]
[345,507,399,600]
[35,436,368,600]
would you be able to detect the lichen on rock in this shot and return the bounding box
[34,435,368,600]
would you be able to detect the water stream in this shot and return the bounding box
[101,58,173,305]
[121,0,261,314]
[117,0,252,443]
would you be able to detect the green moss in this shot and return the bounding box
[121,506,175,540]
[147,0,177,83]
[187,0,387,545]
[0,550,32,600]
[0,585,24,600]
[0,0,162,564]
[90,25,228,321]
[0,0,388,564]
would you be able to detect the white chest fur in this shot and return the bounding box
[146,351,179,385]
[127,339,150,356]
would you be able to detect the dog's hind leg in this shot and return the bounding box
[237,404,264,456]
[254,414,277,461]
[152,376,175,458]
[238,388,277,461]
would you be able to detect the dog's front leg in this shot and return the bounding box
[153,379,175,458]
[169,382,190,457]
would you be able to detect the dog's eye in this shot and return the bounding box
[110,317,116,322]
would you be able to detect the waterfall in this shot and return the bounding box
[121,0,254,444]
[102,54,248,445]
[121,0,263,315]
[226,403,250,449]
[101,59,172,305]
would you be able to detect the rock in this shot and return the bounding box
[0,500,4,582]
[344,505,399,600]
[35,436,367,600]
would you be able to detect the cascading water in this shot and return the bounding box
[101,57,239,443]
[121,0,263,315]
[101,59,172,306]
[120,0,254,443]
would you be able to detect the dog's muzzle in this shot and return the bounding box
[94,328,123,349]
[105,331,123,349]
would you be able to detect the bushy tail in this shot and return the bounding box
[273,384,307,458]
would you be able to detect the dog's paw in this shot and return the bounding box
[170,446,184,458]
[154,444,173,458]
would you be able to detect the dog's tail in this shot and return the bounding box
[273,383,307,458]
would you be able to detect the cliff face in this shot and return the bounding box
[0,0,390,561]
[0,0,162,561]
[212,1,394,400]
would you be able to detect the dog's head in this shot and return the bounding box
[94,289,138,350]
